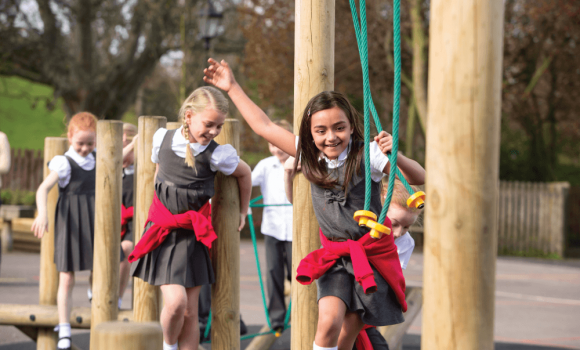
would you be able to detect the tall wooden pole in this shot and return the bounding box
[37,138,68,350]
[292,1,334,349]
[166,122,182,130]
[210,119,241,350]
[90,121,123,349]
[133,116,166,322]
[422,1,505,349]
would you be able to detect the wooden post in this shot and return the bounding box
[166,122,181,130]
[90,121,123,349]
[210,119,241,350]
[422,0,505,349]
[292,1,334,349]
[93,321,162,350]
[38,137,68,350]
[133,116,166,322]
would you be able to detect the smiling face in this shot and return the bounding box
[68,129,96,157]
[310,106,354,160]
[184,107,226,145]
[387,203,419,239]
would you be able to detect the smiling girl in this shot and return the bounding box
[204,59,425,350]
[129,86,251,350]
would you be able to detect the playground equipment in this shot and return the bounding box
[422,0,504,349]
[93,321,162,350]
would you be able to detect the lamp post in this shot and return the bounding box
[198,0,224,53]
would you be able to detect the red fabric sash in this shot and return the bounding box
[295,217,407,312]
[120,204,134,238]
[355,324,375,350]
[128,193,215,263]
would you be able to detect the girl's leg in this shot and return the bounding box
[177,285,203,350]
[57,272,75,324]
[160,284,188,346]
[118,240,134,305]
[314,296,347,348]
[337,311,364,350]
[57,272,75,349]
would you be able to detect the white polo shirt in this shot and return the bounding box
[251,156,293,241]
[394,232,415,270]
[49,146,96,188]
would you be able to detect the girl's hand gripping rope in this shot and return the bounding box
[374,131,393,156]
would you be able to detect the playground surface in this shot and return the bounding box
[0,239,579,350]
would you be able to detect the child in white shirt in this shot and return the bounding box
[251,119,293,332]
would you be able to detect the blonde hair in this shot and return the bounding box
[382,179,423,217]
[178,86,229,168]
[123,123,137,141]
[67,112,98,138]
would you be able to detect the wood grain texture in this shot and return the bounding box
[292,1,334,349]
[422,0,505,349]
[92,321,162,350]
[211,119,241,350]
[166,122,181,130]
[133,116,166,322]
[0,304,133,328]
[38,137,68,350]
[90,121,123,349]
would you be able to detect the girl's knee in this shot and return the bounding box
[164,297,187,317]
[318,312,343,338]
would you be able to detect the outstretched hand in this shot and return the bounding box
[203,58,237,92]
[374,131,393,155]
[238,212,247,232]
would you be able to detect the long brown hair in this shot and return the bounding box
[295,91,364,191]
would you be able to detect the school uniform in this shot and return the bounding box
[121,166,134,243]
[49,147,96,272]
[251,156,293,330]
[131,127,239,287]
[300,137,405,327]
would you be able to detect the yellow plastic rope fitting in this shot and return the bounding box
[353,210,391,239]
[407,191,426,209]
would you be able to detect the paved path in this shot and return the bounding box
[1,240,579,349]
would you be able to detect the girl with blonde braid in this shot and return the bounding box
[130,86,252,350]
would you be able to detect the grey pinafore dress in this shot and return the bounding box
[130,129,217,287]
[53,155,96,272]
[312,157,404,327]
[121,168,134,243]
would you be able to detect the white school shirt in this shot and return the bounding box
[123,165,135,175]
[151,127,240,175]
[295,136,389,182]
[251,156,293,241]
[48,146,96,188]
[394,232,415,270]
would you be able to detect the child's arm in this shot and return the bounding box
[375,131,425,185]
[230,160,252,231]
[283,156,301,204]
[31,171,60,238]
[122,134,138,160]
[203,59,296,157]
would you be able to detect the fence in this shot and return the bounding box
[1,148,44,192]
[498,181,570,257]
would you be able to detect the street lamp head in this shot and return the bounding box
[198,0,224,47]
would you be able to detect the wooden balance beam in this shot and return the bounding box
[0,304,133,329]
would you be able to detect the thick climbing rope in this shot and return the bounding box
[202,196,292,343]
[349,0,415,223]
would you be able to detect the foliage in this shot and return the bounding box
[0,189,36,206]
[0,76,67,149]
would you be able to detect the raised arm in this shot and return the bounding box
[203,59,296,157]
[122,134,138,160]
[31,171,60,238]
[230,159,252,231]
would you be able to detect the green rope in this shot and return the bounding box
[202,197,292,343]
[349,0,411,223]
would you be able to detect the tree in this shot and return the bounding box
[0,0,189,119]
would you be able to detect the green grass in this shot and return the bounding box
[0,76,68,150]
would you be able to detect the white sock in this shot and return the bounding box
[118,297,123,309]
[56,323,71,349]
[313,341,337,350]
[163,340,178,350]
